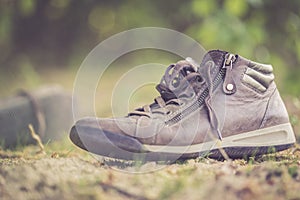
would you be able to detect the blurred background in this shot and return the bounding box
[0,0,299,119]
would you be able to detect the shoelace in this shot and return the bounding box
[203,60,223,140]
[129,58,202,117]
[129,57,230,140]
[202,53,236,140]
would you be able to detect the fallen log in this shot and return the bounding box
[0,85,73,148]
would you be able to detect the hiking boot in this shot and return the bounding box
[70,50,296,161]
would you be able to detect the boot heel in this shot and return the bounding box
[206,123,296,159]
[223,123,296,147]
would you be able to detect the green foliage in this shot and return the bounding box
[191,0,217,17]
[288,165,298,178]
[19,0,36,17]
[0,0,300,95]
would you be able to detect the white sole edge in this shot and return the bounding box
[143,123,296,154]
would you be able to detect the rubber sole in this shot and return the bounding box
[69,123,296,161]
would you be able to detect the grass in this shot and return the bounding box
[0,136,300,200]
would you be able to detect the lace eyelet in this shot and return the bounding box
[197,76,203,82]
[172,77,180,88]
[186,92,196,99]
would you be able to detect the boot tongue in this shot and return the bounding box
[200,50,228,67]
[130,58,202,116]
[156,58,201,102]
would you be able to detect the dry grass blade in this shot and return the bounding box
[28,124,45,154]
[216,140,231,161]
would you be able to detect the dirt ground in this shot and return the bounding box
[0,97,300,200]
[0,136,300,200]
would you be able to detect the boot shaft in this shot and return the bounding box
[209,52,290,137]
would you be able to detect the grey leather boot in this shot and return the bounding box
[70,50,296,160]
